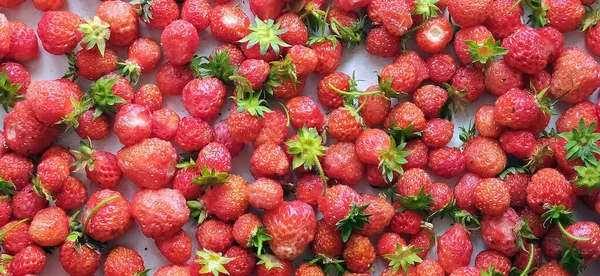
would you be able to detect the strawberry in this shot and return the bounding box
[75,109,110,141]
[104,246,147,276]
[501,27,547,75]
[132,188,189,239]
[235,59,270,91]
[403,139,429,170]
[26,79,83,126]
[428,147,465,179]
[414,85,447,119]
[537,26,564,63]
[222,246,256,276]
[323,142,364,186]
[59,240,101,276]
[358,194,394,236]
[287,45,318,75]
[474,250,511,276]
[529,0,584,33]
[150,109,179,141]
[381,0,412,37]
[426,54,457,83]
[564,221,600,264]
[437,224,473,274]
[343,234,376,273]
[232,213,271,254]
[294,263,325,276]
[55,176,87,211]
[29,206,69,247]
[173,160,202,201]
[156,62,194,96]
[327,107,363,142]
[250,0,284,20]
[310,39,342,75]
[213,120,245,157]
[174,117,214,151]
[197,142,232,173]
[250,143,290,180]
[0,153,32,191]
[541,225,563,260]
[480,207,525,257]
[7,245,46,275]
[513,242,542,273]
[311,219,344,257]
[117,138,178,189]
[277,13,308,47]
[475,105,505,138]
[384,102,426,132]
[527,168,574,214]
[394,52,429,87]
[37,11,83,55]
[286,96,326,131]
[380,63,416,94]
[6,22,39,62]
[502,170,531,208]
[182,78,226,122]
[533,260,570,276]
[422,118,454,148]
[483,0,523,39]
[355,128,390,165]
[0,219,34,255]
[132,0,180,30]
[33,0,63,11]
[156,265,189,275]
[210,4,251,44]
[3,101,61,155]
[120,38,162,85]
[317,184,363,237]
[248,178,284,210]
[82,189,132,243]
[256,254,292,276]
[366,27,402,58]
[196,219,234,253]
[389,203,423,235]
[263,201,317,260]
[550,47,600,103]
[493,88,540,130]
[0,0,24,8]
[448,0,492,27]
[519,206,547,238]
[556,101,598,133]
[253,110,288,147]
[11,185,48,220]
[114,104,152,146]
[296,174,325,206]
[133,84,162,112]
[409,228,434,258]
[161,20,199,66]
[499,130,537,160]
[96,0,139,46]
[90,73,135,114]
[474,178,510,216]
[463,136,507,178]
[67,47,118,81]
[484,60,524,96]
[449,66,485,104]
[202,174,249,222]
[0,62,30,97]
[155,229,192,265]
[358,86,391,127]
[0,197,10,227]
[415,17,453,54]
[415,259,444,276]
[181,0,212,31]
[317,72,349,109]
[35,155,69,198]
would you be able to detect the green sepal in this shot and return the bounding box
[450,208,481,231]
[582,6,600,32]
[557,119,600,166]
[559,237,585,276]
[58,97,93,130]
[335,203,372,242]
[256,254,283,270]
[411,0,440,30]
[190,52,237,82]
[78,16,110,56]
[133,269,151,276]
[285,126,328,194]
[307,34,339,48]
[383,244,423,274]
[191,165,230,191]
[176,158,197,170]
[63,52,79,81]
[378,137,411,182]
[261,55,299,95]
[385,121,423,145]
[248,226,272,255]
[118,61,141,86]
[397,187,434,212]
[239,18,290,56]
[193,249,233,276]
[236,91,272,118]
[0,178,16,199]
[301,3,328,33]
[0,69,24,112]
[516,219,538,252]
[458,121,476,148]
[187,200,208,225]
[465,36,508,66]
[480,264,504,276]
[89,76,127,119]
[130,0,153,23]
[541,205,574,227]
[308,254,346,275]
[70,140,96,172]
[329,16,366,48]
[442,83,470,120]
[535,87,556,115]
[498,166,526,180]
[524,0,548,28]
[523,142,554,173]
[572,159,600,193]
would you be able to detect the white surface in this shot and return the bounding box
[2,1,600,275]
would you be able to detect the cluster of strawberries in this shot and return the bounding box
[2,0,600,275]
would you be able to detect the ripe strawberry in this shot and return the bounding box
[409,228,434,258]
[287,45,317,75]
[475,105,505,138]
[447,0,491,27]
[253,110,288,148]
[3,101,61,155]
[0,0,24,8]
[415,259,444,276]
[104,246,146,276]
[502,171,531,208]
[502,27,547,75]
[550,47,600,103]
[563,221,600,263]
[0,153,32,191]
[426,54,457,83]
[55,176,88,211]
[557,101,598,133]
[422,118,454,148]
[0,219,34,255]
[155,229,192,265]
[231,213,269,253]
[389,202,423,235]
[413,85,447,119]
[76,109,110,140]
[26,79,83,126]
[358,86,391,127]
[484,60,524,96]
[248,178,284,210]
[132,188,189,239]
[182,78,226,122]
[271,73,307,99]
[294,263,325,276]
[380,62,417,94]
[0,197,10,227]
[343,234,376,273]
[29,206,69,247]
[317,72,349,109]
[0,62,30,97]
[174,117,214,151]
[493,88,539,130]
[310,39,342,75]
[328,108,363,142]
[133,0,179,29]
[221,246,256,276]
[263,201,317,260]
[210,4,250,44]
[114,104,152,146]
[226,109,263,144]
[527,168,574,214]
[384,102,426,132]
[519,207,547,238]
[91,73,135,112]
[365,27,402,58]
[120,38,162,85]
[381,0,412,37]
[277,13,308,47]
[37,11,83,55]
[256,254,292,276]
[161,20,199,66]
[33,0,63,11]
[81,190,131,243]
[396,168,432,200]
[537,26,564,63]
[428,147,465,179]
[213,120,245,157]
[11,184,48,220]
[236,59,270,90]
[450,66,485,103]
[474,178,510,216]
[7,245,46,276]
[416,17,453,54]
[69,47,118,81]
[437,224,473,274]
[251,143,290,180]
[250,0,284,19]
[117,138,178,189]
[156,264,190,275]
[35,155,69,196]
[403,139,429,170]
[197,142,232,173]
[533,260,570,276]
[96,0,139,46]
[6,22,39,62]
[358,194,394,235]
[202,174,249,222]
[323,142,364,186]
[286,96,326,131]
[474,250,511,276]
[149,108,179,141]
[311,219,344,257]
[463,136,506,178]
[296,174,325,206]
[59,240,101,276]
[156,62,194,96]
[483,0,523,39]
[513,242,542,273]
[499,130,537,160]
[132,84,162,112]
[181,0,212,31]
[480,207,522,257]
[196,219,234,253]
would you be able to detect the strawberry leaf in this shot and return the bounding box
[78,16,110,56]
[58,97,93,130]
[130,0,153,23]
[450,208,481,231]
[498,166,526,180]
[308,253,346,274]
[385,121,422,144]
[559,238,585,276]
[248,226,271,255]
[572,159,600,193]
[557,119,600,166]
[176,158,197,170]
[0,69,24,112]
[70,140,96,172]
[411,0,440,27]
[89,76,127,119]
[191,165,230,190]
[336,203,371,242]
[465,36,508,65]
[383,244,423,274]
[239,18,290,56]
[63,52,79,81]
[516,219,537,252]
[480,264,503,276]
[329,16,366,48]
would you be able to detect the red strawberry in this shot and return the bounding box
[0,197,11,227]
[447,0,491,27]
[0,62,30,97]
[485,60,524,96]
[222,246,256,276]
[114,104,152,146]
[366,27,402,58]
[256,254,292,276]
[134,0,180,29]
[55,176,88,211]
[25,79,82,125]
[474,178,510,216]
[550,47,600,103]
[475,105,505,138]
[83,189,132,242]
[0,0,24,7]
[310,39,342,75]
[0,219,34,255]
[531,0,584,33]
[493,88,539,130]
[59,240,101,276]
[422,118,454,147]
[428,147,465,179]
[181,0,212,31]
[286,96,326,131]
[409,228,435,258]
[480,207,522,257]
[213,120,245,157]
[564,221,600,262]
[0,13,8,59]
[513,242,542,273]
[11,184,48,220]
[182,77,227,122]
[474,250,511,276]
[0,153,33,190]
[155,229,192,265]
[437,224,473,274]
[76,109,110,141]
[343,234,376,273]
[533,260,570,276]
[484,0,524,38]
[263,201,317,260]
[33,0,63,11]
[426,53,457,83]
[253,110,288,147]
[72,142,122,190]
[537,26,564,63]
[323,142,364,186]
[311,219,344,257]
[403,139,429,171]
[450,66,485,104]
[384,102,426,131]
[104,246,146,276]
[6,22,39,62]
[175,117,214,151]
[132,188,189,239]
[210,4,251,44]
[277,13,308,47]
[527,168,574,214]
[133,84,162,112]
[161,20,199,65]
[156,265,190,275]
[556,101,599,133]
[231,213,269,252]
[416,17,453,54]
[358,86,391,127]
[358,194,394,235]
[317,72,349,109]
[151,108,180,141]
[503,171,531,208]
[97,0,139,46]
[202,174,249,222]
[247,178,284,210]
[463,136,507,178]
[502,27,547,75]
[381,0,412,37]
[415,259,444,276]
[288,45,318,75]
[380,62,417,94]
[117,138,178,189]
[7,245,46,276]
[37,11,83,55]
[251,142,289,180]
[70,47,118,81]
[296,174,325,206]
[328,108,363,142]
[294,263,324,276]
[236,59,270,90]
[196,219,234,253]
[156,62,194,96]
[121,38,162,85]
[250,0,284,20]
[389,202,423,235]
[29,206,69,247]
[355,128,390,165]
[35,155,69,196]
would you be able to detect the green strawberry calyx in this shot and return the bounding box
[378,137,411,183]
[130,0,154,23]
[235,91,272,118]
[32,177,54,204]
[542,205,589,242]
[558,119,600,166]
[285,125,328,194]
[256,254,283,270]
[449,207,481,231]
[458,121,476,148]
[559,237,585,276]
[308,253,346,274]
[0,68,24,112]
[239,18,290,56]
[385,121,423,145]
[191,165,230,190]
[581,6,600,32]
[572,158,600,193]
[118,61,142,86]
[523,0,549,28]
[248,225,272,255]
[336,203,372,242]
[397,187,434,213]
[441,83,470,120]
[329,16,366,48]
[480,264,503,276]
[411,0,440,30]
[89,76,127,119]
[523,142,555,173]
[176,158,198,170]
[383,244,423,274]
[516,219,538,252]
[78,16,110,57]
[262,55,299,95]
[133,269,151,276]
[0,178,16,200]
[70,140,97,172]
[190,52,237,83]
[63,52,79,81]
[187,200,208,224]
[58,97,93,130]
[465,36,508,66]
[193,249,233,276]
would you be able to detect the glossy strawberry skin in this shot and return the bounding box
[481,207,520,257]
[11,184,48,220]
[59,240,101,276]
[527,168,574,214]
[76,109,110,141]
[8,245,46,276]
[6,22,39,61]
[502,27,547,75]
[277,13,308,47]
[181,0,212,31]
[550,47,600,103]
[426,54,457,83]
[162,20,199,65]
[155,229,192,265]
[114,104,152,146]
[493,88,539,130]
[499,130,537,160]
[209,4,251,44]
[422,118,454,148]
[366,27,402,58]
[437,224,473,274]
[174,117,214,152]
[117,138,178,189]
[104,246,146,276]
[286,96,326,131]
[196,219,234,253]
[416,17,453,54]
[37,11,83,55]
[202,175,249,222]
[0,220,34,255]
[317,72,349,110]
[151,108,180,141]
[343,234,376,273]
[0,153,33,190]
[263,201,317,260]
[428,147,465,179]
[358,86,391,127]
[450,67,485,102]
[29,206,69,247]
[0,62,30,96]
[310,39,342,75]
[213,120,245,157]
[463,136,507,178]
[132,188,190,239]
[26,79,82,125]
[97,1,139,46]
[55,176,88,211]
[156,62,194,96]
[447,0,492,27]
[484,60,524,97]
[128,37,162,74]
[323,142,364,186]
[474,250,512,276]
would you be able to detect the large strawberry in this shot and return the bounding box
[132,188,189,239]
[83,189,132,242]
[527,0,584,33]
[501,27,547,75]
[549,47,600,103]
[96,0,139,46]
[117,138,178,189]
[3,101,61,156]
[71,141,122,189]
[161,20,199,65]
[201,174,249,222]
[437,224,473,274]
[132,0,180,30]
[37,11,83,55]
[263,200,317,260]
[104,246,147,276]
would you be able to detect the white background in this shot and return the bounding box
[2,0,600,275]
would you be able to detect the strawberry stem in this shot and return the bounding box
[82,195,120,234]
[519,243,535,276]
[0,218,31,240]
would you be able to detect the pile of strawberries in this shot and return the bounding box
[2,0,600,275]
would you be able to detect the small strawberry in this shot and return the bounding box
[155,229,192,265]
[6,22,39,62]
[256,254,292,276]
[501,27,547,75]
[11,184,48,220]
[426,53,457,84]
[533,260,570,276]
[317,71,349,109]
[483,0,524,39]
[463,136,507,177]
[288,45,318,75]
[501,170,531,208]
[222,246,257,276]
[55,176,88,211]
[415,259,444,276]
[310,38,342,75]
[25,79,83,125]
[234,59,270,91]
[117,138,178,189]
[247,178,284,210]
[0,62,30,98]
[33,0,63,11]
[181,0,212,31]
[366,26,402,58]
[416,17,453,54]
[294,263,325,276]
[381,0,412,37]
[428,147,465,179]
[384,102,426,132]
[132,0,180,29]
[263,201,317,260]
[527,168,574,214]
[132,188,189,239]
[449,66,485,105]
[0,153,32,191]
[0,0,25,8]
[527,0,584,33]
[155,265,189,275]
[196,219,234,253]
[311,219,344,257]
[358,194,394,235]
[210,4,251,44]
[202,174,249,222]
[174,116,214,151]
[389,202,423,235]
[343,234,376,273]
[232,213,271,254]
[323,142,364,186]
[480,207,530,257]
[76,109,110,141]
[71,142,122,190]
[358,86,391,127]
[296,174,326,206]
[0,219,34,255]
[493,88,540,130]
[484,60,524,97]
[66,48,118,81]
[213,120,245,157]
[82,189,132,242]
[474,250,511,276]
[250,0,284,20]
[96,0,139,46]
[161,20,199,66]
[403,139,429,171]
[253,110,288,147]
[7,245,46,275]
[250,142,290,180]
[437,224,473,274]
[104,246,147,276]
[37,11,83,55]
[447,0,491,27]
[114,104,152,146]
[380,63,417,94]
[182,77,227,122]
[89,74,134,117]
[133,84,162,112]
[286,96,326,131]
[277,13,308,47]
[354,128,391,165]
[59,240,101,276]
[156,62,194,96]
[120,37,162,85]
[29,206,69,247]
[556,101,598,133]
[475,105,505,138]
[422,118,454,148]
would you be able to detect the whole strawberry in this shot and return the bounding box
[133,0,180,29]
[84,189,132,242]
[343,234,375,273]
[71,142,122,189]
[37,11,83,55]
[155,229,192,265]
[59,241,101,276]
[132,188,189,239]
[463,136,507,177]
[7,245,46,276]
[104,246,147,276]
[196,219,234,253]
[550,47,600,103]
[25,79,83,125]
[480,208,522,257]
[182,77,227,122]
[202,174,249,222]
[162,20,199,65]
[527,168,574,214]
[210,4,251,44]
[6,22,39,62]
[263,201,317,260]
[447,0,492,27]
[0,219,34,255]
[28,206,68,247]
[96,0,139,46]
[437,224,473,274]
[501,27,547,75]
[117,138,178,189]
[181,0,212,31]
[120,37,162,85]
